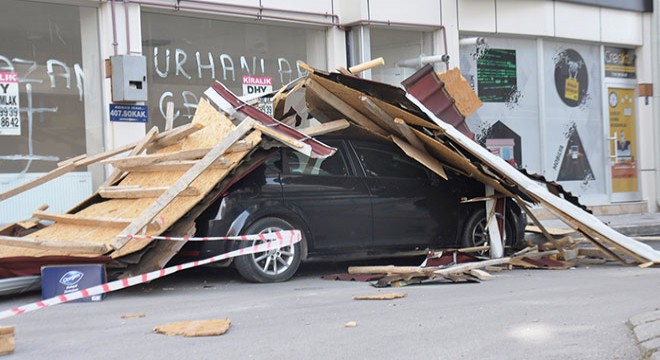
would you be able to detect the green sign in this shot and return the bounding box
[477,49,517,102]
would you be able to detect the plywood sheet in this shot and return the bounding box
[437,68,483,118]
[0,98,260,259]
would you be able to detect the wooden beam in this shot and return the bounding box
[349,57,385,74]
[299,119,350,137]
[0,163,76,202]
[252,122,315,158]
[32,210,132,227]
[304,79,389,137]
[393,118,426,150]
[150,122,204,149]
[391,136,447,180]
[165,101,175,131]
[112,118,255,250]
[102,127,159,187]
[0,235,109,254]
[98,186,200,199]
[359,96,404,135]
[105,140,252,168]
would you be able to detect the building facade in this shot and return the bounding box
[0,0,655,223]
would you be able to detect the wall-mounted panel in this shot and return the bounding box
[554,2,600,42]
[458,0,496,33]
[368,0,441,26]
[496,0,554,37]
[601,8,643,45]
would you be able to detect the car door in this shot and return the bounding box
[280,140,373,253]
[350,140,461,249]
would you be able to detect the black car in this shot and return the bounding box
[187,134,527,283]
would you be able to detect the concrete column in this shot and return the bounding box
[440,0,459,69]
[98,1,146,160]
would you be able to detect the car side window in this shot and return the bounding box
[285,143,350,176]
[353,143,428,179]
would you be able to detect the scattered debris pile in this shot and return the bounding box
[0,58,657,288]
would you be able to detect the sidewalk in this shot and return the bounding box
[539,211,660,359]
[539,212,660,238]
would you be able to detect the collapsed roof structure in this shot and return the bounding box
[0,61,657,282]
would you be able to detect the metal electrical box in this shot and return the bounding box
[111,55,148,102]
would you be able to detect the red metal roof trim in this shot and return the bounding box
[401,64,475,140]
[210,81,336,159]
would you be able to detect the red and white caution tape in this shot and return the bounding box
[0,230,301,320]
[121,232,289,242]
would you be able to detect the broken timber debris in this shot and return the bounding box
[0,56,657,285]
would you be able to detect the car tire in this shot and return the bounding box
[233,217,302,283]
[461,208,515,256]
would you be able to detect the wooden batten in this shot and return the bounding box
[299,119,350,137]
[32,210,132,227]
[98,186,200,199]
[391,136,447,180]
[393,118,425,150]
[304,78,390,137]
[112,118,256,250]
[0,235,109,254]
[102,126,159,187]
[150,122,204,149]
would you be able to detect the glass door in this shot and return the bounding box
[606,85,641,202]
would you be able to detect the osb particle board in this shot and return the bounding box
[0,98,261,259]
[154,319,231,337]
[437,68,482,118]
[308,73,440,130]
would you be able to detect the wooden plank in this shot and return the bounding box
[102,148,210,167]
[406,92,660,263]
[165,101,175,131]
[112,118,255,250]
[0,163,76,202]
[299,119,350,137]
[349,57,385,74]
[98,186,200,199]
[253,122,308,150]
[112,159,230,173]
[32,210,132,227]
[433,258,511,276]
[106,140,251,168]
[16,204,49,230]
[391,136,447,180]
[304,78,390,137]
[0,235,109,253]
[393,118,426,150]
[102,126,159,187]
[151,122,204,149]
[359,96,404,135]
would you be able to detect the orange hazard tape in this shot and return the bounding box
[0,230,301,320]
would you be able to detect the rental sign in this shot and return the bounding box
[242,75,272,96]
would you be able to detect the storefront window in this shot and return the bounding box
[369,28,434,85]
[459,37,541,173]
[0,0,88,174]
[141,12,327,130]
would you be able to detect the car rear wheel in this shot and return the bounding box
[461,208,514,256]
[233,217,302,283]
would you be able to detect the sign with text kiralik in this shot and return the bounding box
[0,72,20,136]
[242,75,273,96]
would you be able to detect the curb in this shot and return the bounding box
[629,310,660,359]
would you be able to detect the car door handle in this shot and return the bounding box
[370,186,387,194]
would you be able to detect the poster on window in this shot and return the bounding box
[476,49,517,103]
[544,41,605,199]
[604,47,636,79]
[459,38,540,172]
[0,72,20,136]
[608,88,637,193]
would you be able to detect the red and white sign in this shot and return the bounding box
[242,75,273,96]
[0,71,20,136]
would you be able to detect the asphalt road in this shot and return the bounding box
[0,259,659,360]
